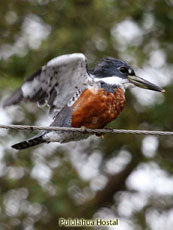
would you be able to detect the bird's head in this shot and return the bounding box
[92,57,165,93]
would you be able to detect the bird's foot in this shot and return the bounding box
[95,132,105,139]
[81,126,87,133]
[101,133,105,140]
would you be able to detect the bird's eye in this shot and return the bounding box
[119,67,128,74]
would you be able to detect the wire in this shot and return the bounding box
[0,124,172,136]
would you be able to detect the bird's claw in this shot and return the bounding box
[95,132,105,139]
[81,126,87,133]
[101,134,105,140]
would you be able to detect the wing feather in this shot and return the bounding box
[3,53,94,116]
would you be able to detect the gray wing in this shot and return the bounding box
[3,53,94,116]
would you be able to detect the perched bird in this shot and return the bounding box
[3,53,165,150]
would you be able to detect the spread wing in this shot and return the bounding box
[3,53,94,116]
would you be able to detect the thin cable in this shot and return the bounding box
[0,124,172,136]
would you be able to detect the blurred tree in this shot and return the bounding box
[0,0,173,230]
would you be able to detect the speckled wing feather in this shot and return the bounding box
[3,53,94,117]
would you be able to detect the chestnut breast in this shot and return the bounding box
[71,87,126,128]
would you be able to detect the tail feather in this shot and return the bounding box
[12,133,46,150]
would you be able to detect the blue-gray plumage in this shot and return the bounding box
[3,53,165,150]
[90,57,135,78]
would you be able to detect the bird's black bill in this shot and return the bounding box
[128,75,165,93]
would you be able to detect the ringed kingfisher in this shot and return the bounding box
[3,53,165,150]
